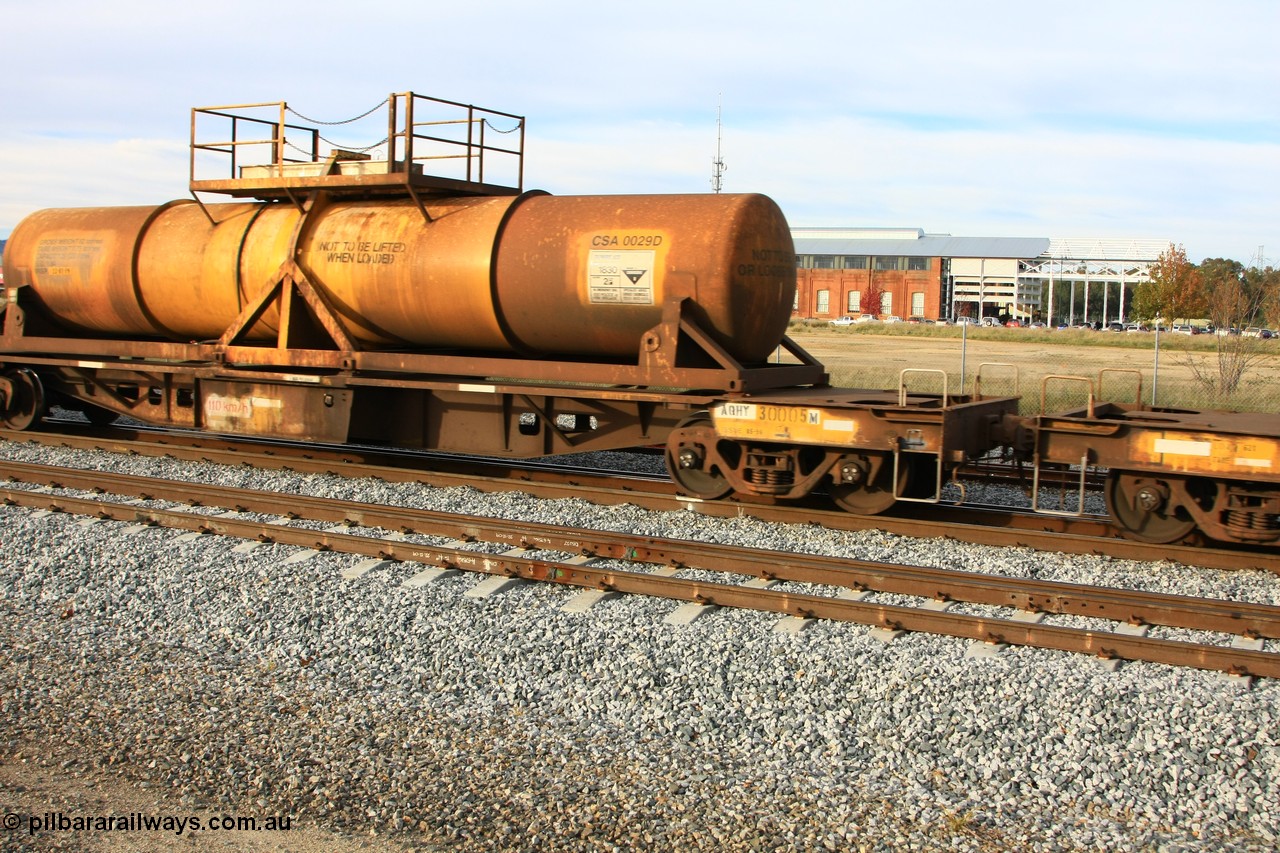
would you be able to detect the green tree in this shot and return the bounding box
[1255,265,1280,327]
[1200,258,1250,329]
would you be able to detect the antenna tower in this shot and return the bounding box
[711,96,726,193]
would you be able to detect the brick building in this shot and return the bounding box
[792,227,1051,322]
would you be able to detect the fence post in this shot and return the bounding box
[1152,327,1161,407]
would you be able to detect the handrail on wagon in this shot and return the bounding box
[188,91,525,200]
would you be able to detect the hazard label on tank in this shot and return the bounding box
[587,250,654,305]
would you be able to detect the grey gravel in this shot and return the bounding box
[1,440,1279,852]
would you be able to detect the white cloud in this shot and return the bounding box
[1,0,1277,263]
[0,135,189,231]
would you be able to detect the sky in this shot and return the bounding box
[1,0,1277,265]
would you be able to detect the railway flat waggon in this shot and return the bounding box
[1029,402,1280,545]
[0,92,1017,515]
[2,91,1279,548]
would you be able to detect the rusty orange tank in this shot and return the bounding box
[3,192,795,362]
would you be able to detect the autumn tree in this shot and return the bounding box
[1132,243,1206,324]
[861,274,888,318]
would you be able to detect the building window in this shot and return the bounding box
[814,256,836,269]
[874,256,901,271]
[880,292,892,314]
[816,290,830,314]
[911,292,925,316]
[847,291,861,313]
[793,291,799,310]
[907,257,929,271]
[842,256,868,270]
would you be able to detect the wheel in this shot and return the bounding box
[1105,471,1196,544]
[665,416,733,500]
[1,368,46,430]
[829,453,909,515]
[669,462,733,500]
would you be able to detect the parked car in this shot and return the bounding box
[829,315,856,327]
[1106,322,1124,332]
[1244,327,1265,338]
[853,313,879,324]
[882,315,903,324]
[1125,323,1148,333]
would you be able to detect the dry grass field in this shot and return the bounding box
[784,324,1280,414]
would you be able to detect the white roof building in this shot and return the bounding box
[792,228,1166,325]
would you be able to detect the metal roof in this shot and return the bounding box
[791,227,1167,263]
[792,229,1050,260]
[1043,238,1168,262]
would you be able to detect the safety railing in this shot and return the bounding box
[189,91,524,195]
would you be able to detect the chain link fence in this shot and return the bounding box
[785,323,1280,415]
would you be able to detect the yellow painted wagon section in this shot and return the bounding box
[1133,431,1280,476]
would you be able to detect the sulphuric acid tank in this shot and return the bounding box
[2,191,796,363]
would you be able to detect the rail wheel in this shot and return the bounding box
[1105,471,1196,544]
[0,368,46,430]
[665,415,733,500]
[829,453,910,515]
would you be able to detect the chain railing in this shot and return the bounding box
[189,92,524,191]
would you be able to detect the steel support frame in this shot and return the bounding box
[20,358,697,455]
[0,290,826,395]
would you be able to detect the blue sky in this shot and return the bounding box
[1,0,1276,264]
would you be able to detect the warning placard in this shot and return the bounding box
[587,249,655,305]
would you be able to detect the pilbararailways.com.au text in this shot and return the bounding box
[9,810,293,836]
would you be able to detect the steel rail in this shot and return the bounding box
[2,483,1278,679]
[5,459,1280,639]
[3,426,1277,573]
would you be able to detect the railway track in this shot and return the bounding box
[3,459,1279,679]
[3,423,1277,573]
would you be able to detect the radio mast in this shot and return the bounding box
[711,96,726,193]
